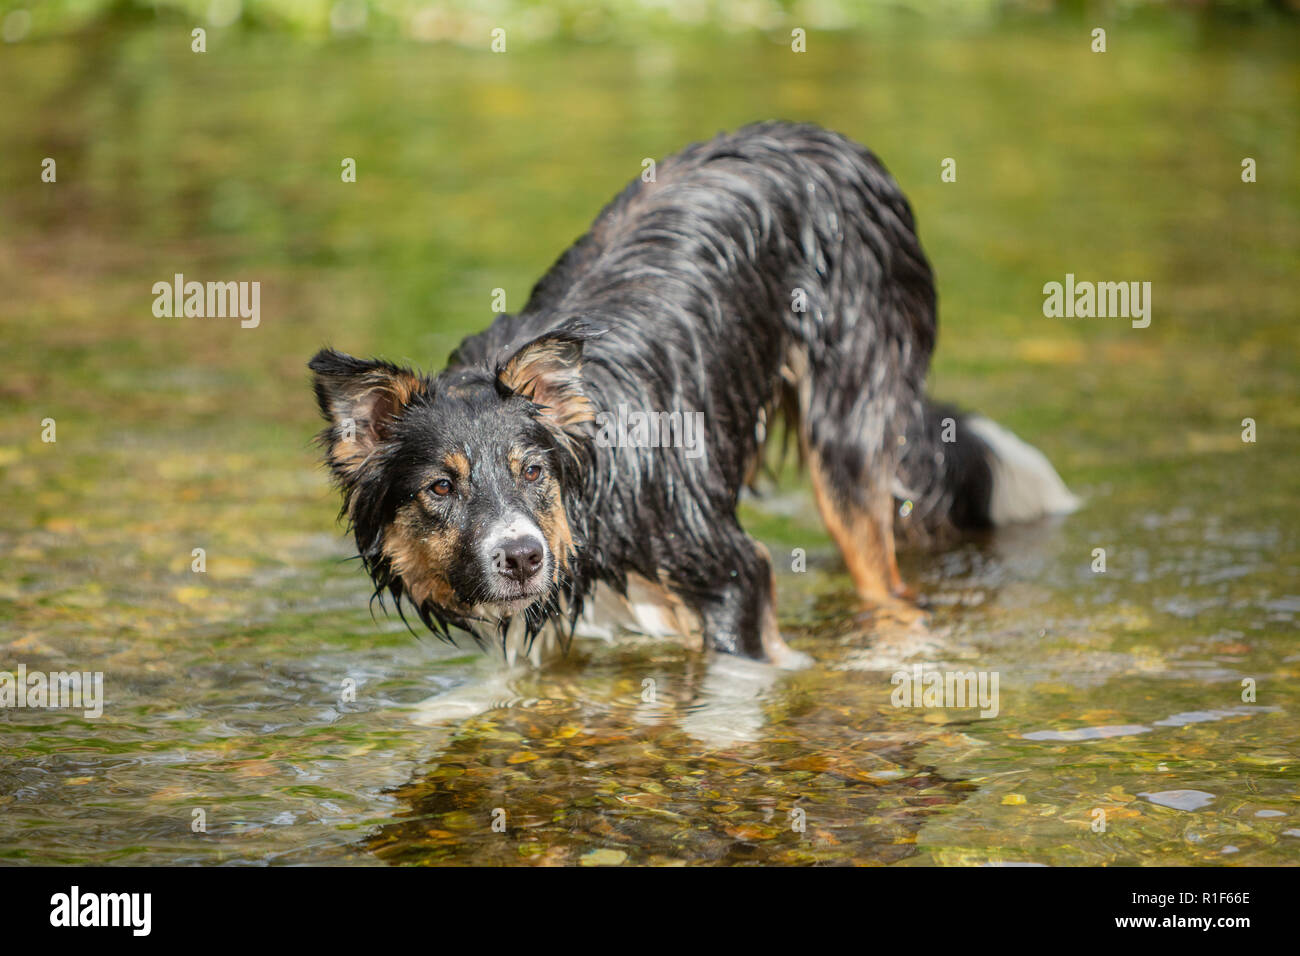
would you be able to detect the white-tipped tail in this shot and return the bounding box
[965,416,1081,526]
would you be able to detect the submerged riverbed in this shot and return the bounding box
[1,18,1297,865]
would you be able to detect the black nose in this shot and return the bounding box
[494,536,544,583]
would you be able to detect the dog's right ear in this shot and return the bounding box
[308,348,425,479]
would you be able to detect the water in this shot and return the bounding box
[1,18,1297,865]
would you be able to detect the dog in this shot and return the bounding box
[309,121,1078,669]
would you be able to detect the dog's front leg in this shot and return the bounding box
[692,537,812,670]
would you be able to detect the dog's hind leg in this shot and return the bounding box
[792,333,925,611]
[806,447,910,606]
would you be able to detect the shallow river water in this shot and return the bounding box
[1,18,1296,865]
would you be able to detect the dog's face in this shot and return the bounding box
[309,332,593,637]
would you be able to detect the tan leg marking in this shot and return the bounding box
[806,451,911,606]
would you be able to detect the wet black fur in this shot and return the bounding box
[311,121,996,658]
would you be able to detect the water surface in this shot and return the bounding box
[1,19,1297,865]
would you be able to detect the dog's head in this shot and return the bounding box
[309,329,594,644]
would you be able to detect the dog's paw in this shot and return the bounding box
[768,642,815,670]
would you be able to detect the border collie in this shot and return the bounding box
[309,121,1078,668]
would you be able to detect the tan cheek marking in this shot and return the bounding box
[383,503,465,613]
[534,488,575,578]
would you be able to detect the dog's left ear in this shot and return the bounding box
[496,330,596,433]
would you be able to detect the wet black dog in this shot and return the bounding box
[310,122,1077,667]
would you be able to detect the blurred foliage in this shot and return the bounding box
[0,0,1296,43]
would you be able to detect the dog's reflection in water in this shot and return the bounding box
[369,611,968,867]
[408,634,788,752]
[410,656,785,755]
[406,587,940,750]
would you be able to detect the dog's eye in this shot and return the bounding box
[523,464,542,483]
[429,478,454,497]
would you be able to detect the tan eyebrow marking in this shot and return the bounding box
[444,452,470,478]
